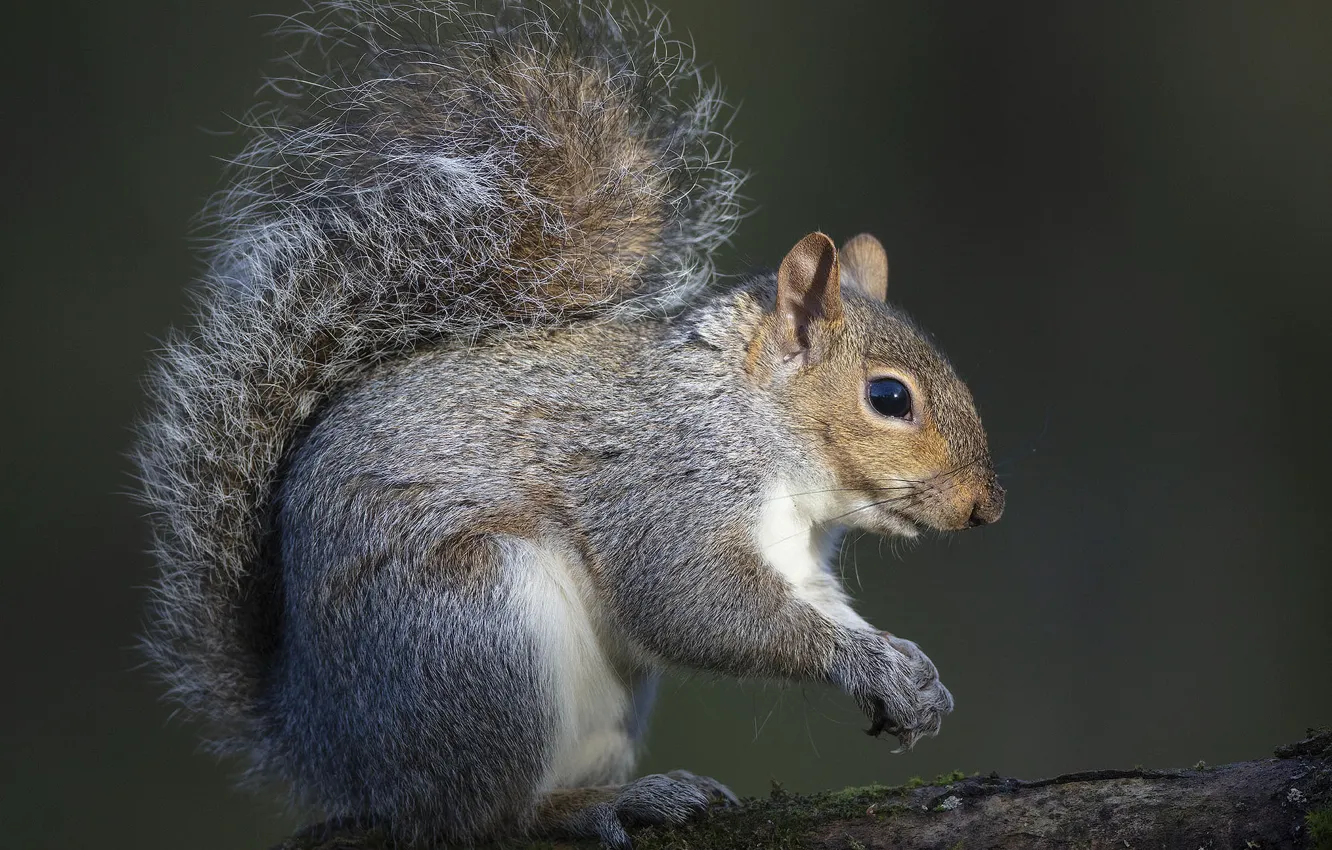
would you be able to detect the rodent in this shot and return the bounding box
[133,1,1005,846]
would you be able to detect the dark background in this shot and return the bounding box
[4,2,1330,848]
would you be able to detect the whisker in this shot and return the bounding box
[752,691,778,743]
[758,453,994,551]
[850,532,864,591]
[760,489,923,550]
[762,483,916,503]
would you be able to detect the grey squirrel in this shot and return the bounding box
[134,0,1005,846]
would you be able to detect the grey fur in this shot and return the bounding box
[267,285,986,841]
[136,1,1001,846]
[135,0,738,763]
[557,775,713,850]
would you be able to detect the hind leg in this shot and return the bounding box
[271,531,566,844]
[535,772,737,849]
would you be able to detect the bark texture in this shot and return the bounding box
[277,728,1332,849]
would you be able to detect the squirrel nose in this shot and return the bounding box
[965,485,1004,528]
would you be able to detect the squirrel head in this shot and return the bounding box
[743,232,1005,536]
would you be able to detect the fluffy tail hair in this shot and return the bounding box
[134,0,740,761]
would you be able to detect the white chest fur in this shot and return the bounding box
[755,481,870,630]
[504,537,637,791]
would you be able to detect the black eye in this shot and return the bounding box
[867,378,912,419]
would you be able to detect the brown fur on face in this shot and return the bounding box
[748,233,1004,534]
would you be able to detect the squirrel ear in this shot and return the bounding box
[775,232,843,357]
[839,233,889,301]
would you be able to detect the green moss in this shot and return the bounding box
[280,776,975,850]
[1308,806,1332,850]
[630,783,913,850]
[825,783,898,804]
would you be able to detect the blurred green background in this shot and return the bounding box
[4,1,1330,848]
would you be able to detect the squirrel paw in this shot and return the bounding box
[578,772,724,849]
[834,630,954,752]
[665,769,741,807]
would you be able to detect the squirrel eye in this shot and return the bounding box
[867,378,912,420]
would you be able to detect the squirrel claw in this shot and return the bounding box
[866,705,902,739]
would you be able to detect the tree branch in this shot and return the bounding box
[278,728,1332,849]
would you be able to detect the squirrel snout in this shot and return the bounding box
[965,484,1005,528]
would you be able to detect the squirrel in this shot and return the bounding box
[134,0,1005,846]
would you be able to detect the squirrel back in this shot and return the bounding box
[134,0,740,757]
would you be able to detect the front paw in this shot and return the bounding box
[830,630,954,752]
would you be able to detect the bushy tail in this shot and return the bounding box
[134,0,740,759]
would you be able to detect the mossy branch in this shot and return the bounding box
[278,728,1332,850]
